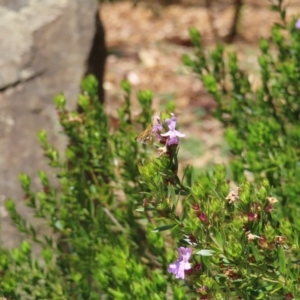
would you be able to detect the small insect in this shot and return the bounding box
[135,122,153,144]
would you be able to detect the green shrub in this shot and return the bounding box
[1,1,300,299]
[138,122,300,298]
[0,76,177,300]
[183,1,300,229]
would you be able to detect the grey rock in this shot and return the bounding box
[0,0,29,11]
[0,0,101,250]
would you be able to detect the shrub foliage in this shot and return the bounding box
[1,1,300,299]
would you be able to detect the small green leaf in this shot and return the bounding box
[278,246,286,274]
[121,80,131,94]
[152,224,177,232]
[53,93,66,109]
[189,27,201,47]
[20,241,31,254]
[71,272,83,283]
[78,94,90,110]
[182,54,193,67]
[136,207,156,212]
[195,249,216,256]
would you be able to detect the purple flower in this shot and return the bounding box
[152,116,163,132]
[168,247,192,279]
[296,18,300,29]
[152,116,163,140]
[161,113,185,145]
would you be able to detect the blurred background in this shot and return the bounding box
[0,0,300,251]
[101,0,300,171]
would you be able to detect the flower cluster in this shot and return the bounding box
[152,113,185,146]
[168,247,192,279]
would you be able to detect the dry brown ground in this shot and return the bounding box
[101,0,300,170]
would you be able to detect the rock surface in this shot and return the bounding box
[0,0,99,249]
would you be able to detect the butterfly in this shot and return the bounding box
[135,122,153,144]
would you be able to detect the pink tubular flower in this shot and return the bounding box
[296,18,300,29]
[197,212,208,223]
[152,116,163,134]
[161,113,185,145]
[248,212,258,222]
[152,115,168,144]
[168,247,192,279]
[194,262,202,271]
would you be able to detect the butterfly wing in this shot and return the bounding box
[135,123,153,144]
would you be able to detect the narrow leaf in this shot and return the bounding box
[195,249,216,256]
[152,224,177,232]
